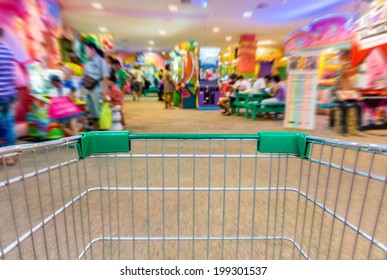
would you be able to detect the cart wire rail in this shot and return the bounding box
[0,132,386,260]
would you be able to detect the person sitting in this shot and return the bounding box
[262,75,286,104]
[234,75,251,93]
[217,73,238,115]
[332,63,363,135]
[252,75,272,94]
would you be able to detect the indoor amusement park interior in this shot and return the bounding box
[0,0,386,266]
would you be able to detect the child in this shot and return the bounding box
[105,70,124,130]
[48,75,82,136]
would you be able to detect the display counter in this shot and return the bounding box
[359,89,387,130]
[27,94,86,139]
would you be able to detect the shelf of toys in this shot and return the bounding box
[0,0,63,138]
[352,1,387,130]
[26,62,86,139]
[284,13,354,116]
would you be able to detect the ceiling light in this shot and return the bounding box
[225,36,232,41]
[258,40,276,45]
[168,5,178,12]
[159,30,167,35]
[213,27,220,33]
[149,40,155,45]
[91,2,103,10]
[99,26,108,32]
[243,11,253,18]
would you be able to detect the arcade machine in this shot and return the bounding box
[197,48,221,110]
[169,50,183,106]
[171,41,198,109]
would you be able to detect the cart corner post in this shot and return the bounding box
[258,131,311,159]
[76,131,131,159]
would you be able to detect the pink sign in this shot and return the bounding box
[285,14,353,52]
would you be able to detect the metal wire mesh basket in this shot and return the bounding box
[0,132,386,260]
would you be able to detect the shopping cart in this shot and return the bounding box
[0,132,386,260]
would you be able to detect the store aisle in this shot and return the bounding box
[123,96,387,145]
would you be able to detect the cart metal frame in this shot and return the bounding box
[0,132,386,260]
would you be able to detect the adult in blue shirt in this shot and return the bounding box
[82,42,110,130]
[0,28,17,166]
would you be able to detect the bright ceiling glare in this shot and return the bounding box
[168,5,179,12]
[225,36,232,41]
[213,27,220,33]
[159,30,167,35]
[98,26,108,32]
[258,40,276,45]
[149,40,155,45]
[91,2,103,10]
[243,11,253,18]
[203,1,208,8]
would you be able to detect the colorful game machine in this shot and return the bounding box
[284,13,354,115]
[26,61,86,139]
[142,52,165,94]
[169,50,183,105]
[197,48,221,110]
[352,1,387,130]
[173,41,199,109]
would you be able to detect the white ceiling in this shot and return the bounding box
[60,0,358,52]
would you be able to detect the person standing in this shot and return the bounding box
[113,59,128,93]
[112,60,127,127]
[106,55,115,67]
[332,63,363,135]
[0,28,17,165]
[163,64,175,109]
[83,42,110,131]
[158,68,164,101]
[132,65,145,101]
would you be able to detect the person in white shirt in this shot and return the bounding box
[131,65,146,101]
[234,75,251,93]
[252,75,272,93]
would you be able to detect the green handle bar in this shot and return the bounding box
[76,131,310,159]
